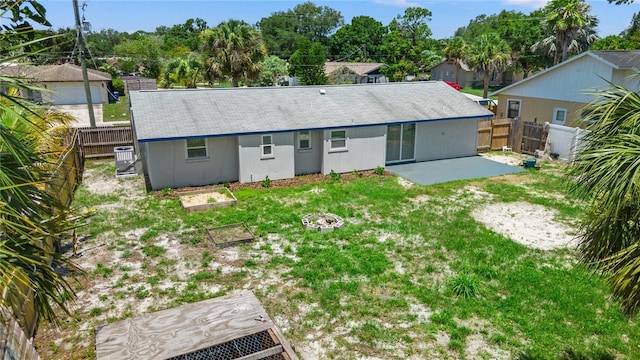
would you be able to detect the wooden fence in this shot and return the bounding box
[49,130,85,208]
[477,118,512,152]
[478,118,548,155]
[0,308,41,360]
[76,126,133,158]
[518,120,547,155]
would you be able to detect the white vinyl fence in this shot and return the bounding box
[548,123,590,162]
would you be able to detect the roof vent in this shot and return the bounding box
[319,88,326,95]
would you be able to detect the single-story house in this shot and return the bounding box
[429,60,524,88]
[130,82,494,190]
[0,63,112,105]
[282,62,388,86]
[491,50,640,127]
[325,62,388,84]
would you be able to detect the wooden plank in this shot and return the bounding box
[477,118,493,153]
[270,324,298,359]
[95,291,283,360]
[235,345,284,360]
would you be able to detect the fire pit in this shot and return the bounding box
[302,213,344,232]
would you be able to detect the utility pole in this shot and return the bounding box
[72,0,96,127]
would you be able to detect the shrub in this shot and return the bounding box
[112,78,125,93]
[374,166,385,175]
[329,169,341,181]
[261,176,271,188]
[449,273,480,298]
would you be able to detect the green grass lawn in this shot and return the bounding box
[102,95,131,121]
[461,86,501,100]
[38,159,640,359]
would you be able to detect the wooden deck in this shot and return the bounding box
[95,291,297,360]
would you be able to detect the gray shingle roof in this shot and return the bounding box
[590,50,640,70]
[324,62,385,76]
[0,63,111,82]
[130,82,493,142]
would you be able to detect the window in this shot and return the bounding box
[298,131,311,150]
[553,108,567,125]
[507,99,521,119]
[261,135,274,158]
[330,130,347,151]
[186,138,207,159]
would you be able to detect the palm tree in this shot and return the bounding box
[200,20,267,87]
[0,0,80,332]
[566,80,640,315]
[466,33,510,99]
[442,36,467,85]
[542,0,594,63]
[0,97,79,326]
[160,54,204,89]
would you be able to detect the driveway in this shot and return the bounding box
[387,156,524,185]
[54,104,129,127]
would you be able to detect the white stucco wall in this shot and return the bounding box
[322,126,386,174]
[144,137,239,190]
[414,119,478,161]
[238,133,295,183]
[42,81,108,105]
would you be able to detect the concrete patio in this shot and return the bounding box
[386,156,524,186]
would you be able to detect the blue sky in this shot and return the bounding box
[39,0,638,39]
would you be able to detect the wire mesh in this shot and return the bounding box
[165,330,286,360]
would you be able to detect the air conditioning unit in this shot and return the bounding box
[114,146,137,178]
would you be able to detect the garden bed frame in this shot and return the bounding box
[178,187,237,212]
[207,223,255,248]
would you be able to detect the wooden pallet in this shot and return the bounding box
[95,291,298,360]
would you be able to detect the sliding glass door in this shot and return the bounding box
[386,124,416,163]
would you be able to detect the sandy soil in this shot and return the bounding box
[473,152,577,250]
[471,202,577,250]
[179,189,233,207]
[38,155,579,359]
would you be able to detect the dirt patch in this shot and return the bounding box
[179,190,233,207]
[471,202,577,250]
[83,166,146,198]
[480,152,526,167]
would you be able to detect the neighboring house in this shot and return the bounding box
[430,60,478,88]
[0,63,112,105]
[325,62,388,84]
[130,82,493,190]
[430,60,524,88]
[491,50,640,127]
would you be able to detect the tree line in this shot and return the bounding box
[16,0,640,93]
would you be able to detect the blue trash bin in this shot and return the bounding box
[113,91,119,101]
